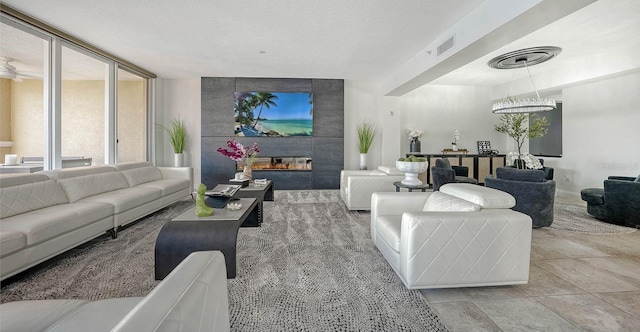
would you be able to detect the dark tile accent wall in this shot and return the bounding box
[201,77,343,190]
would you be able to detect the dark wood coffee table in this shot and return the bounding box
[154,198,258,279]
[232,180,274,226]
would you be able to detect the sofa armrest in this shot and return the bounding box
[112,251,230,332]
[371,192,430,241]
[452,165,469,177]
[398,210,532,288]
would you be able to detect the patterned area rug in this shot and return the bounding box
[551,198,636,234]
[0,190,448,331]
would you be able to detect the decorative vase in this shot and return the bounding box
[452,144,458,151]
[243,165,253,180]
[395,161,429,186]
[409,138,421,153]
[359,153,368,170]
[174,153,183,167]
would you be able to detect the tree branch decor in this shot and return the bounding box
[494,113,549,162]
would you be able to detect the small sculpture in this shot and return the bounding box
[195,183,214,217]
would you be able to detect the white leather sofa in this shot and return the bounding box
[0,251,230,332]
[340,165,405,210]
[371,183,532,289]
[0,162,192,281]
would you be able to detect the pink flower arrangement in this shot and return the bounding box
[217,138,260,166]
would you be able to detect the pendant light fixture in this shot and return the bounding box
[488,46,562,114]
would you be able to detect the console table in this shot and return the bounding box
[408,153,506,185]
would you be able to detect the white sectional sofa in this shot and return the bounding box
[0,162,192,281]
[371,183,532,289]
[340,165,405,210]
[0,251,230,332]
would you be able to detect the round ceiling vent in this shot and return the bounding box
[487,46,562,69]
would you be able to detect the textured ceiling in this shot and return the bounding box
[2,0,638,93]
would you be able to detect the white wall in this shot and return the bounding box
[398,85,506,155]
[553,72,640,199]
[160,78,202,188]
[343,80,384,170]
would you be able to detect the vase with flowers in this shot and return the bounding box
[408,128,424,153]
[217,138,260,180]
[451,129,460,151]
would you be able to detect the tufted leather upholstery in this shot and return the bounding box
[0,164,192,281]
[0,251,230,332]
[340,166,405,210]
[371,184,532,289]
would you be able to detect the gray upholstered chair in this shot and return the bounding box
[484,167,556,228]
[580,175,640,228]
[431,158,477,191]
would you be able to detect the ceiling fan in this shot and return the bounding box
[0,56,41,81]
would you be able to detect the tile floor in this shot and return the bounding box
[422,213,640,331]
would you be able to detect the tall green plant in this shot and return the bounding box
[165,118,187,153]
[357,121,376,154]
[494,113,549,157]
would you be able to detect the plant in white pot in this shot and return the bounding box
[494,113,548,169]
[357,121,376,170]
[164,118,187,167]
[396,155,428,186]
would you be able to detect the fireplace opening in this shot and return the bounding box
[237,157,311,171]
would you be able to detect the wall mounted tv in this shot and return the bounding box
[234,91,313,137]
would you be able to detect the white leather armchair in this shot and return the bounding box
[371,184,532,289]
[340,165,405,210]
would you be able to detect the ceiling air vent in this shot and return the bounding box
[437,35,455,56]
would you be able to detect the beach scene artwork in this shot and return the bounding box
[234,91,313,137]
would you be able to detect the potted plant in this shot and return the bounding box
[165,118,187,167]
[396,155,428,186]
[494,113,549,168]
[357,121,376,170]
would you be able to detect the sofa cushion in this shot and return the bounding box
[377,165,404,176]
[121,166,162,187]
[423,191,481,212]
[496,167,545,182]
[440,183,516,209]
[137,178,190,196]
[0,173,50,188]
[38,166,115,180]
[0,299,90,332]
[58,172,130,203]
[0,230,27,258]
[1,180,69,219]
[79,186,162,214]
[0,202,113,246]
[109,161,154,171]
[376,215,402,252]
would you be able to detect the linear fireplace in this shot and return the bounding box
[237,157,312,171]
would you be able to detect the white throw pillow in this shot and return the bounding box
[422,191,481,212]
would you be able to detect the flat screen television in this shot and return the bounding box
[234,91,313,137]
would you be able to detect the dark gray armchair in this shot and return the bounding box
[581,175,640,228]
[431,158,478,191]
[485,167,556,228]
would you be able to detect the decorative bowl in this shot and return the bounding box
[226,203,242,210]
[395,161,429,186]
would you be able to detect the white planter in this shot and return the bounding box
[452,144,458,151]
[395,161,429,186]
[174,153,184,167]
[359,153,368,170]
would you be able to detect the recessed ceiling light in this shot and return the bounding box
[259,51,266,54]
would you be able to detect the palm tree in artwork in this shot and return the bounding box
[251,92,279,129]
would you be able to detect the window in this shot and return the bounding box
[1,8,155,170]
